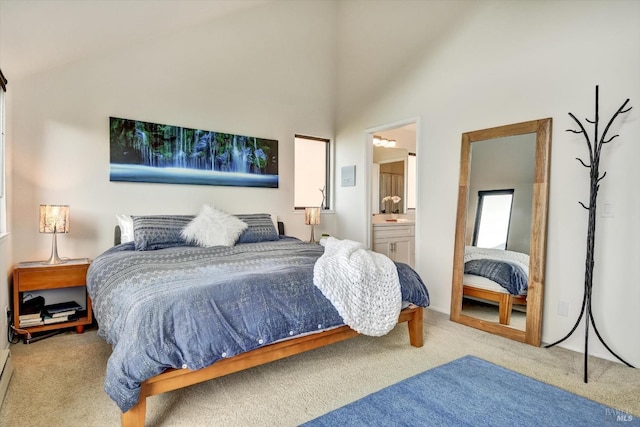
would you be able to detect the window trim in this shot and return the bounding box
[0,69,6,92]
[0,68,6,236]
[0,69,5,198]
[294,134,331,211]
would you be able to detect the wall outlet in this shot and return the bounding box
[557,301,569,317]
[3,306,9,326]
[601,200,615,218]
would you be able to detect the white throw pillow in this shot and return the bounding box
[116,214,134,243]
[181,205,248,247]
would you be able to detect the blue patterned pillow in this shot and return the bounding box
[235,214,279,243]
[132,215,195,251]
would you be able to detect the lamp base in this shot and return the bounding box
[308,225,316,244]
[42,233,67,265]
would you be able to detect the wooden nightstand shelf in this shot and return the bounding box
[12,258,92,342]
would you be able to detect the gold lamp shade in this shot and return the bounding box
[304,207,320,243]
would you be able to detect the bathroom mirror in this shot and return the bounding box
[450,118,551,346]
[373,146,409,215]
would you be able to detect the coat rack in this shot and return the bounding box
[545,86,635,382]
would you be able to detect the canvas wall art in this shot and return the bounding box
[109,117,279,188]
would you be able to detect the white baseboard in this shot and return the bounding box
[0,349,13,408]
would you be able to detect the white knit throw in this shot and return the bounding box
[313,237,401,336]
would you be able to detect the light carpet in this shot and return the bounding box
[1,310,638,426]
[303,355,639,426]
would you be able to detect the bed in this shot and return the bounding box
[87,211,430,427]
[462,246,529,325]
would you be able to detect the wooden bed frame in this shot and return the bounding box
[121,305,423,426]
[463,284,526,325]
[112,223,424,425]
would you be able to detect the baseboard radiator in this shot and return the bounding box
[0,349,13,407]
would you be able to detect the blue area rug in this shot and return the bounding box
[303,355,638,426]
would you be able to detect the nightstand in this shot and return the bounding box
[12,258,93,342]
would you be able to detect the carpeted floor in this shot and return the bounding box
[1,310,638,426]
[461,298,526,331]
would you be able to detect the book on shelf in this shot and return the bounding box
[43,316,69,325]
[42,301,83,316]
[19,312,43,321]
[50,310,76,318]
[20,318,44,327]
[40,311,83,325]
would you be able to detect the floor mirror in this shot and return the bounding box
[450,118,552,346]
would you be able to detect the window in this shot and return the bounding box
[294,135,330,210]
[0,69,6,234]
[472,189,514,250]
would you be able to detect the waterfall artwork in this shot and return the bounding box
[109,117,278,188]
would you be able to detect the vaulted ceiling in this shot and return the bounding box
[0,0,479,120]
[0,0,270,79]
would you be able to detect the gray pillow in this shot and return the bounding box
[132,215,195,251]
[235,213,279,243]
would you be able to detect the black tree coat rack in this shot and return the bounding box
[545,86,635,382]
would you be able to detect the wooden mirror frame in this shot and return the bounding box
[450,118,552,346]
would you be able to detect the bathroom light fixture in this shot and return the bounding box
[372,135,397,148]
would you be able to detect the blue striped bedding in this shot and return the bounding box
[86,237,430,412]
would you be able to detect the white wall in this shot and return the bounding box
[1,87,13,348]
[335,0,640,365]
[5,0,639,366]
[5,1,339,331]
[9,1,338,265]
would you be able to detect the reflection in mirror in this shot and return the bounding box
[472,190,514,249]
[463,134,536,331]
[379,160,405,214]
[373,146,409,215]
[450,118,552,346]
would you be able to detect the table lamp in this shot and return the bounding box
[39,204,70,265]
[304,207,320,243]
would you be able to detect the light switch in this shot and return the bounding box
[341,165,356,187]
[601,200,614,218]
